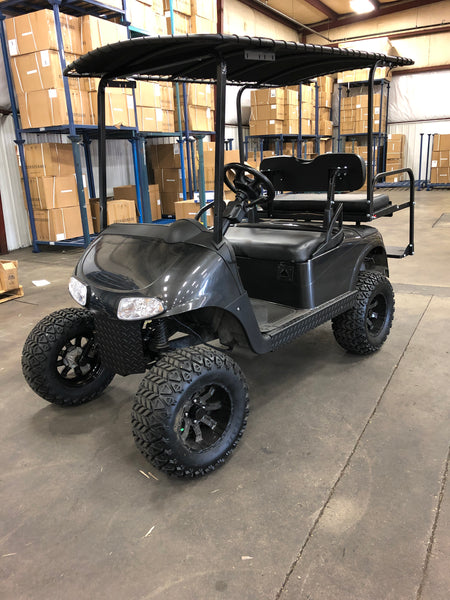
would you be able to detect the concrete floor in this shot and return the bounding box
[1,189,449,600]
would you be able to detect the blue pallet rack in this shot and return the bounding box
[0,0,217,250]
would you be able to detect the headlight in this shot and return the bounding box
[69,277,87,306]
[117,297,165,321]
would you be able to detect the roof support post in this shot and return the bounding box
[213,59,227,244]
[367,62,382,215]
[98,77,108,231]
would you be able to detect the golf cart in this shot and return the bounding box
[22,35,415,478]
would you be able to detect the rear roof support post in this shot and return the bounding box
[213,59,227,244]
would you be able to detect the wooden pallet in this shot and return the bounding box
[0,285,24,304]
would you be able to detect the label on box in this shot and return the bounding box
[127,95,134,109]
[269,120,275,124]
[40,50,50,67]
[27,70,38,75]
[48,89,57,98]
[156,108,163,121]
[56,233,65,241]
[206,108,211,118]
[432,160,438,168]
[8,39,19,55]
[270,89,276,97]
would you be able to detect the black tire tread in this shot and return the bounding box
[22,307,114,406]
[332,271,394,355]
[131,346,249,478]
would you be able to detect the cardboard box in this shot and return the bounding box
[89,89,135,128]
[164,0,191,15]
[149,143,186,169]
[137,107,174,132]
[34,205,94,242]
[182,106,214,131]
[89,199,137,233]
[319,108,331,121]
[341,122,355,135]
[11,51,81,94]
[0,260,19,292]
[22,143,75,177]
[191,15,216,33]
[317,75,334,94]
[283,119,299,135]
[251,88,284,106]
[249,120,283,136]
[166,11,191,34]
[160,82,174,110]
[433,134,450,152]
[191,0,217,20]
[300,103,314,120]
[319,120,333,136]
[175,200,213,226]
[318,92,332,108]
[153,168,185,194]
[160,191,184,216]
[285,104,299,120]
[112,184,162,221]
[135,81,162,108]
[28,174,87,210]
[5,10,82,56]
[181,83,213,107]
[251,104,285,121]
[80,15,128,53]
[18,89,91,129]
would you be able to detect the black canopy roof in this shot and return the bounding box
[65,34,413,86]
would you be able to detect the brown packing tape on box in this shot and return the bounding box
[0,260,19,292]
[28,175,87,210]
[5,9,82,56]
[33,205,94,242]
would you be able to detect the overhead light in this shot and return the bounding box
[350,0,376,14]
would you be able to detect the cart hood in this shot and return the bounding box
[74,221,242,317]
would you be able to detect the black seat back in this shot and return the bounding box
[260,153,366,193]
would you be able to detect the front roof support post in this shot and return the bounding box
[98,76,108,231]
[213,59,227,244]
[237,85,250,163]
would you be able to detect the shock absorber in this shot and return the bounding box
[154,319,169,350]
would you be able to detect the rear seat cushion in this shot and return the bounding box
[272,192,391,218]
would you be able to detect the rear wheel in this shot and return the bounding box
[332,271,395,355]
[22,307,115,406]
[132,346,249,478]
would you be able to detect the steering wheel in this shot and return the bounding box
[223,163,275,208]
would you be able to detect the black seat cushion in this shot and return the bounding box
[272,192,391,220]
[225,222,343,262]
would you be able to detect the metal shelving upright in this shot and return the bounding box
[337,77,391,182]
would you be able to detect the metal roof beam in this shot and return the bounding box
[302,0,338,20]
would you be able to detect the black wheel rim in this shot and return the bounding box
[176,385,232,452]
[366,293,388,336]
[56,334,102,387]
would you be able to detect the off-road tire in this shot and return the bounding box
[22,307,115,406]
[332,271,395,355]
[132,346,249,478]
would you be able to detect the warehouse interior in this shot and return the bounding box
[1,1,449,599]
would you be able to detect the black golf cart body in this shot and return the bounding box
[64,35,414,372]
[22,34,415,477]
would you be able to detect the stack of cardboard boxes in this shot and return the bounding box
[430,134,450,185]
[135,80,175,132]
[126,0,216,34]
[384,133,406,182]
[6,10,128,128]
[340,92,387,135]
[180,84,215,131]
[316,75,333,136]
[249,80,334,139]
[21,142,94,242]
[337,67,391,84]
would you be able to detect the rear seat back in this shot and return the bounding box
[260,153,366,193]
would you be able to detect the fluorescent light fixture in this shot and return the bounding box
[350,0,376,14]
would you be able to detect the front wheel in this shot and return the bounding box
[332,271,395,355]
[131,346,249,478]
[22,307,115,406]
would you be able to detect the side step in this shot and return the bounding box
[264,291,357,351]
[387,243,414,259]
